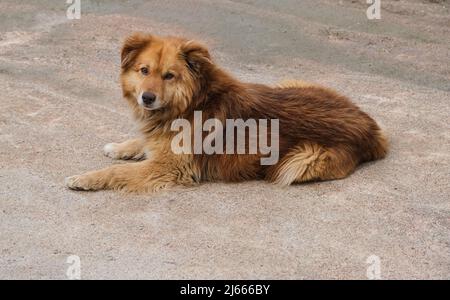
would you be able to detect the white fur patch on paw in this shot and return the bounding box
[103,143,120,159]
[65,175,87,190]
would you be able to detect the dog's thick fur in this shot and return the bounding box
[65,33,388,192]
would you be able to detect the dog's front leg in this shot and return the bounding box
[65,157,197,192]
[103,138,146,160]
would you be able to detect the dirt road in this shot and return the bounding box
[0,0,449,279]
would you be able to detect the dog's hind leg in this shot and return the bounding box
[103,138,146,160]
[267,143,357,185]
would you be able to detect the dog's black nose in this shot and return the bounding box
[142,92,156,105]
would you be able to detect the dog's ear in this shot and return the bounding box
[179,40,212,74]
[121,33,152,70]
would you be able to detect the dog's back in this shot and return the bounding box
[242,81,388,184]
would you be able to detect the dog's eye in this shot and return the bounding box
[163,72,175,80]
[140,67,149,76]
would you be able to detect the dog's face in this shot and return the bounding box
[120,33,211,117]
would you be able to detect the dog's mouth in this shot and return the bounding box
[142,105,162,111]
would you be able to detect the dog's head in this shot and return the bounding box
[120,33,212,118]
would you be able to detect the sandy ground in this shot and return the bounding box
[0,0,449,279]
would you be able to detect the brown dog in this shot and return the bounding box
[65,33,388,192]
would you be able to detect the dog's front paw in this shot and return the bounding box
[65,175,96,191]
[103,143,121,159]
